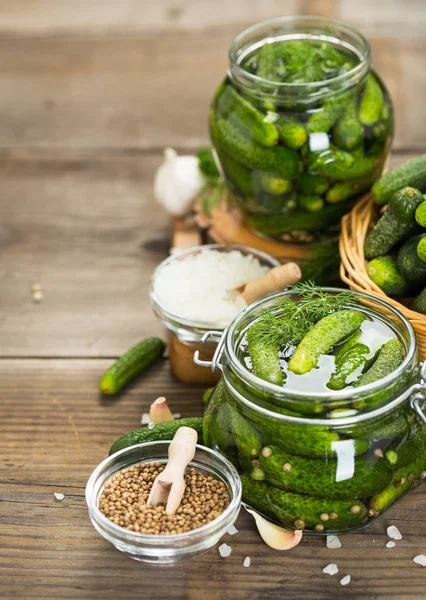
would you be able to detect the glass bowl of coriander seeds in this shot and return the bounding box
[86,441,242,565]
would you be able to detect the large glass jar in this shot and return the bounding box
[198,289,426,534]
[209,17,393,242]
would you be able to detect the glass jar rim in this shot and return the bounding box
[224,287,417,406]
[228,15,371,93]
[86,441,242,545]
[150,243,280,332]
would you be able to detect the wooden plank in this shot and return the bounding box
[0,1,301,35]
[0,33,422,151]
[1,359,426,600]
[339,0,426,37]
[0,151,417,358]
[0,152,168,357]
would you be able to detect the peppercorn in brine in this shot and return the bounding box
[99,462,230,535]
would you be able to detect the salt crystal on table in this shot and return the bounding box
[148,422,155,429]
[413,555,426,567]
[218,543,232,558]
[387,525,402,540]
[173,413,181,419]
[323,564,339,576]
[227,525,238,536]
[326,535,342,549]
[243,557,251,568]
[340,575,351,586]
[141,413,151,425]
[54,493,64,501]
[386,541,396,548]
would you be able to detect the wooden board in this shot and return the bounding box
[1,359,426,600]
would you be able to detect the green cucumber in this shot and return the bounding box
[307,96,348,133]
[411,287,426,314]
[332,96,364,150]
[397,234,426,285]
[418,237,426,263]
[385,439,421,468]
[364,187,425,259]
[345,412,408,443]
[299,194,324,212]
[217,149,255,197]
[202,387,214,405]
[109,418,203,455]
[309,146,355,173]
[260,173,292,195]
[415,201,426,227]
[100,337,165,395]
[248,199,353,235]
[288,310,365,375]
[216,119,300,178]
[247,323,284,385]
[278,115,307,150]
[259,445,392,499]
[299,173,329,195]
[318,155,377,180]
[327,344,370,390]
[366,255,410,296]
[354,339,404,388]
[228,399,263,459]
[370,455,426,512]
[208,382,236,456]
[257,42,281,82]
[359,74,384,126]
[219,86,279,147]
[334,330,362,359]
[326,177,374,203]
[241,476,368,531]
[197,147,220,179]
[372,155,426,205]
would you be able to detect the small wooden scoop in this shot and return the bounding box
[147,426,198,515]
[231,262,301,306]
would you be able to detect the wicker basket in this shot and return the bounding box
[340,193,426,360]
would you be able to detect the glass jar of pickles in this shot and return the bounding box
[198,287,426,534]
[209,16,393,242]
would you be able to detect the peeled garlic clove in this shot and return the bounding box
[245,507,303,550]
[149,396,175,424]
[154,147,204,216]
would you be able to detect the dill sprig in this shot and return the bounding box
[247,282,355,349]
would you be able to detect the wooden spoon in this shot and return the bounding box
[230,262,301,306]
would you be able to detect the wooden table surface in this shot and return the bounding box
[1,2,426,599]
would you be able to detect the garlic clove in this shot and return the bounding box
[245,507,303,550]
[154,147,204,217]
[149,396,175,424]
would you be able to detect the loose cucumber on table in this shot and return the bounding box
[259,444,393,499]
[288,310,365,375]
[364,187,424,259]
[99,337,165,395]
[241,475,368,531]
[109,418,203,455]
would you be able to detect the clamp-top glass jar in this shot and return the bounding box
[196,289,426,535]
[209,16,393,242]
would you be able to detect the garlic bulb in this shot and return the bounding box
[245,507,303,550]
[154,148,204,216]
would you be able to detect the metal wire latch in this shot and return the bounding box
[193,330,226,372]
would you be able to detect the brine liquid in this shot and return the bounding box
[240,315,397,393]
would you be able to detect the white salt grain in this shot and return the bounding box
[386,541,396,548]
[413,554,426,566]
[54,493,64,501]
[243,557,251,568]
[340,575,351,586]
[323,564,339,576]
[153,249,270,327]
[227,525,238,536]
[387,525,402,540]
[148,422,155,430]
[141,413,151,425]
[326,535,342,549]
[218,543,232,558]
[172,413,181,419]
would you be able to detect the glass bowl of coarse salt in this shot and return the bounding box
[86,441,242,565]
[150,244,280,384]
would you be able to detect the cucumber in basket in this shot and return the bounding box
[100,337,165,395]
[372,155,426,205]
